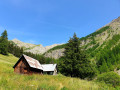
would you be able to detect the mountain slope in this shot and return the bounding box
[44,16,120,59]
[11,16,120,59]
[12,39,63,54]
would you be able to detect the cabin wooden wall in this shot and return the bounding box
[14,58,30,74]
[14,57,43,75]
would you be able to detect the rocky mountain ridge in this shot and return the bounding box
[12,39,63,54]
[11,16,120,59]
[44,16,120,59]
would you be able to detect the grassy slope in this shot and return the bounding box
[0,54,114,90]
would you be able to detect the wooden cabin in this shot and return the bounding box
[13,54,57,75]
[13,54,43,74]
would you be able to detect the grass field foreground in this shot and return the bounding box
[0,54,115,90]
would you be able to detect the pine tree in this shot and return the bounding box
[99,59,109,73]
[0,30,8,55]
[59,33,96,79]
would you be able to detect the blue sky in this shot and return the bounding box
[0,0,120,46]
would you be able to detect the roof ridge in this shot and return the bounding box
[22,54,43,70]
[23,54,38,61]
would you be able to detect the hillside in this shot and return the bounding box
[0,54,114,90]
[12,39,63,54]
[11,17,120,59]
[44,16,120,59]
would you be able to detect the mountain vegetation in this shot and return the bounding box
[0,54,116,89]
[97,71,120,87]
[0,30,8,55]
[45,16,120,74]
[58,33,96,79]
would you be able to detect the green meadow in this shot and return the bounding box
[0,54,115,90]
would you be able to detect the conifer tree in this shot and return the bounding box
[99,59,109,73]
[59,33,96,79]
[0,30,8,55]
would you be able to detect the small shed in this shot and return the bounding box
[42,64,57,75]
[13,54,43,74]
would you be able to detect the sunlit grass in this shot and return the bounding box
[0,54,115,90]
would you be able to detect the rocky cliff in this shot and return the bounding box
[12,39,63,54]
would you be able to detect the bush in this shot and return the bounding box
[96,72,120,87]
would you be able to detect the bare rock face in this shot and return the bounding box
[12,39,63,54]
[12,39,36,48]
[25,45,46,54]
[25,44,63,54]
[44,49,65,59]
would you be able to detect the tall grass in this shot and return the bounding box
[0,54,115,90]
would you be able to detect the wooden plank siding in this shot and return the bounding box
[14,56,43,75]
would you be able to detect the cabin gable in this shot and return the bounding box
[14,57,30,74]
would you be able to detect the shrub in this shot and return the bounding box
[96,71,120,87]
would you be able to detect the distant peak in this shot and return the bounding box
[117,16,120,20]
[111,16,120,23]
[12,38,21,42]
[118,16,120,19]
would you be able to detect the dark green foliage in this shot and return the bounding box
[83,35,120,73]
[95,35,120,73]
[8,41,23,57]
[99,59,109,73]
[81,34,120,73]
[0,30,8,55]
[58,33,96,79]
[97,72,120,87]
[80,26,110,41]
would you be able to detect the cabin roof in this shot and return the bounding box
[13,54,57,72]
[13,54,43,70]
[23,54,43,70]
[41,64,57,71]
